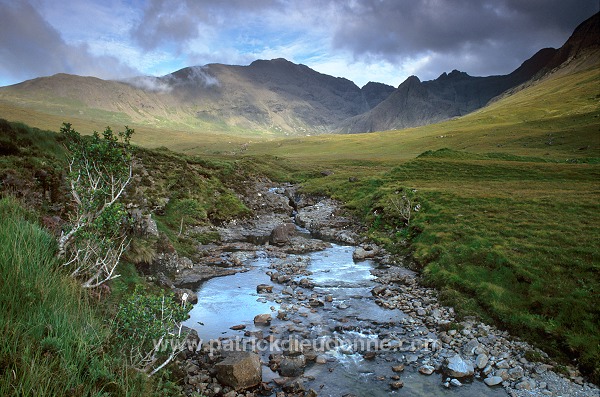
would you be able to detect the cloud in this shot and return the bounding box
[184,66,220,87]
[0,0,137,85]
[128,0,597,84]
[123,76,173,93]
[0,0,597,88]
[130,0,283,52]
[329,0,599,79]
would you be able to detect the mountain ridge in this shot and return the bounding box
[0,13,597,136]
[337,12,599,134]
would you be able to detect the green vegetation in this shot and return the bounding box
[114,287,191,377]
[0,197,156,396]
[59,123,135,288]
[0,120,264,395]
[242,67,600,382]
[0,56,598,386]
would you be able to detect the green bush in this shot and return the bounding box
[114,286,191,376]
[0,197,149,396]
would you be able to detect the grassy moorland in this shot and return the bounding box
[0,197,156,396]
[243,66,600,381]
[0,99,259,155]
[0,120,288,396]
[0,63,598,384]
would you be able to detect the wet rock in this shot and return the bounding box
[298,278,315,289]
[215,351,262,391]
[256,284,273,293]
[495,368,510,381]
[254,313,272,325]
[475,353,489,369]
[419,365,435,375]
[270,223,297,245]
[282,286,294,295]
[463,338,480,355]
[276,310,287,320]
[509,366,524,380]
[363,352,376,360]
[450,379,462,387]
[496,359,510,369]
[444,354,474,378]
[484,376,503,386]
[264,334,277,344]
[406,354,419,363]
[308,298,324,307]
[371,286,387,296]
[515,378,535,390]
[245,330,264,339]
[279,354,306,377]
[352,246,378,261]
[315,355,328,364]
[390,381,404,390]
[230,324,246,331]
[283,339,304,356]
[392,364,405,373]
[174,264,240,285]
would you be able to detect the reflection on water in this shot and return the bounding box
[184,244,507,396]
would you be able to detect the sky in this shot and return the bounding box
[0,0,597,88]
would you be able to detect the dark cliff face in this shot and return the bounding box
[532,12,600,77]
[162,58,374,131]
[361,82,396,110]
[337,14,600,134]
[337,50,555,134]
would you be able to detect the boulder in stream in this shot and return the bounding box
[270,223,296,245]
[256,284,273,293]
[279,354,306,377]
[444,354,475,378]
[254,313,272,325]
[215,351,262,390]
[352,246,378,261]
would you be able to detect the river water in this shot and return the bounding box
[184,243,507,397]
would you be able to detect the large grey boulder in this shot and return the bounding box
[270,223,297,245]
[444,354,475,378]
[279,354,306,377]
[215,351,262,390]
[352,246,378,261]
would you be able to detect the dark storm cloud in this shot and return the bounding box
[0,0,136,84]
[129,0,597,81]
[330,0,598,77]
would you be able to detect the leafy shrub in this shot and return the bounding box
[114,286,191,377]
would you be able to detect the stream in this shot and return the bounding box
[184,242,507,396]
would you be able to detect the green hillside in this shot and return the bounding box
[244,66,600,381]
[1,61,599,384]
[245,66,599,163]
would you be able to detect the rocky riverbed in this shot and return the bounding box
[152,180,599,397]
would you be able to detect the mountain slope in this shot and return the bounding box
[337,48,558,133]
[0,59,391,136]
[338,12,599,134]
[0,14,597,136]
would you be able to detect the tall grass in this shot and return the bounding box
[0,197,153,396]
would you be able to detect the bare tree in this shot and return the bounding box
[59,123,134,288]
[390,189,420,226]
